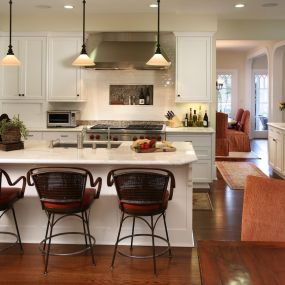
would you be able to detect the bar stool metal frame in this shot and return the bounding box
[27,166,102,274]
[0,168,26,253]
[107,167,175,275]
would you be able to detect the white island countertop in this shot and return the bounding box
[0,141,197,165]
[166,126,215,133]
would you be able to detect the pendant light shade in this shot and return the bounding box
[146,0,170,67]
[1,0,21,66]
[72,0,94,66]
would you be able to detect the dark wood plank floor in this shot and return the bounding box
[0,139,278,285]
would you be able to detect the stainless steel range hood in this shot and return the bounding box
[85,32,171,70]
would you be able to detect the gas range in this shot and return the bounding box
[86,124,166,142]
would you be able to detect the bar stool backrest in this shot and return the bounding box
[108,168,175,206]
[27,167,89,205]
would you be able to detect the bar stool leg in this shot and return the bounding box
[111,212,125,269]
[150,215,157,275]
[11,207,23,252]
[44,213,55,275]
[43,212,51,252]
[162,212,172,257]
[130,216,136,252]
[81,212,88,247]
[84,210,95,265]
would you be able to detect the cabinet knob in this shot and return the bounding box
[177,94,181,97]
[77,94,80,97]
[273,138,276,142]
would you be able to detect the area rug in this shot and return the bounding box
[216,161,267,190]
[216,151,261,160]
[193,192,213,210]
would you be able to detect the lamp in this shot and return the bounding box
[1,0,20,66]
[216,80,223,90]
[146,0,170,67]
[72,0,95,66]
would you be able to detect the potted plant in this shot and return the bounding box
[0,115,28,143]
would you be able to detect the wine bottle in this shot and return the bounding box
[139,88,145,105]
[189,108,193,127]
[193,110,197,126]
[203,110,209,127]
[184,113,188,127]
[145,87,151,105]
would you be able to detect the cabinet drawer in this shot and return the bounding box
[194,146,211,160]
[42,132,78,142]
[192,160,212,183]
[166,134,211,146]
[26,132,42,140]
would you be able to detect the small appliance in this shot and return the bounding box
[47,111,80,128]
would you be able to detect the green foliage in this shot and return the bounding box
[0,116,28,139]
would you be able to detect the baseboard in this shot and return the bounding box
[193,182,210,189]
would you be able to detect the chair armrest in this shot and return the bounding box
[92,177,102,199]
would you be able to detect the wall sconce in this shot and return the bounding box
[216,80,223,91]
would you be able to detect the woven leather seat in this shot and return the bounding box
[107,168,175,275]
[27,167,102,274]
[0,169,26,252]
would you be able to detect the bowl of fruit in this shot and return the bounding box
[131,139,157,153]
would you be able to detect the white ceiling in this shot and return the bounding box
[0,0,284,20]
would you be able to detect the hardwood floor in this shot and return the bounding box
[0,139,278,284]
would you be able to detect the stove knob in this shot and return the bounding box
[139,136,144,139]
[95,135,100,140]
[113,137,118,141]
[151,136,156,140]
[89,134,95,140]
[133,136,138,141]
[146,136,150,140]
[157,136,162,141]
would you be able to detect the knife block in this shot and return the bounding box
[168,115,183,128]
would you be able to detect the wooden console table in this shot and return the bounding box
[198,240,285,285]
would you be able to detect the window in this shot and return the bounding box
[217,73,232,115]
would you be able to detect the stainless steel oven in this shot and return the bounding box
[47,111,80,128]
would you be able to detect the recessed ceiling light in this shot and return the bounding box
[64,5,74,9]
[262,3,278,7]
[235,3,245,8]
[150,4,158,8]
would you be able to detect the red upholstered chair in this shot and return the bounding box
[27,167,102,274]
[0,169,26,252]
[107,168,175,275]
[216,112,229,156]
[241,175,285,242]
[226,110,251,152]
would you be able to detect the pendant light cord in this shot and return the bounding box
[7,0,14,55]
[81,0,87,54]
[156,0,161,54]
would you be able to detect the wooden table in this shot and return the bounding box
[198,240,285,285]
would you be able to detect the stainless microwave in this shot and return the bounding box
[47,111,80,128]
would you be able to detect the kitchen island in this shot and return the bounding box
[0,141,197,247]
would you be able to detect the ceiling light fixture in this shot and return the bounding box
[64,5,74,9]
[72,0,94,66]
[149,4,158,8]
[1,0,20,66]
[146,0,170,67]
[235,3,245,8]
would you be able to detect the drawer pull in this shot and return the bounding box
[60,135,68,138]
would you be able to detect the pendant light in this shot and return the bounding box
[1,0,20,66]
[146,0,170,67]
[72,0,95,66]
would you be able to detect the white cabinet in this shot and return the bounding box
[175,33,213,103]
[0,36,46,100]
[48,37,86,102]
[166,131,214,185]
[42,131,78,142]
[268,126,284,175]
[26,131,43,140]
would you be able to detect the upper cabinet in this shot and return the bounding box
[175,32,213,103]
[0,36,47,100]
[48,36,86,102]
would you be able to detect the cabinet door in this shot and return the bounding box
[48,37,85,102]
[0,37,46,100]
[268,131,276,168]
[175,34,212,103]
[275,131,284,173]
[42,131,78,142]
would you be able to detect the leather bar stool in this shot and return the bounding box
[0,168,26,252]
[27,167,102,274]
[107,167,175,275]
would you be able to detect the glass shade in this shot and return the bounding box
[72,53,95,66]
[146,53,170,67]
[1,54,21,66]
